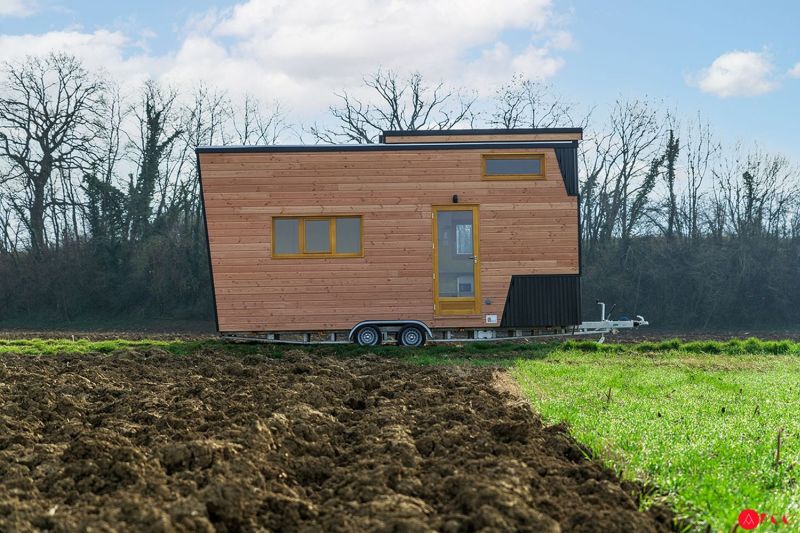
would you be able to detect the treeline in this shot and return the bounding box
[0,54,797,330]
[579,102,799,328]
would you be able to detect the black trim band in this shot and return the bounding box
[196,141,578,154]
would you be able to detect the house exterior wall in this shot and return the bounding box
[198,145,579,333]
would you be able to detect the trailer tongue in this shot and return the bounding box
[573,301,649,343]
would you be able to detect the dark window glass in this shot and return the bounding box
[304,219,331,253]
[335,217,361,254]
[485,157,542,176]
[274,219,300,254]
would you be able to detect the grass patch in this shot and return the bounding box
[563,337,800,355]
[512,349,800,531]
[0,338,281,357]
[0,337,560,361]
[0,338,182,355]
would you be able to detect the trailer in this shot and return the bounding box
[197,128,646,346]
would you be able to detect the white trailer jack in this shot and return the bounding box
[573,301,649,343]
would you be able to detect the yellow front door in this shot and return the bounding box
[433,205,480,315]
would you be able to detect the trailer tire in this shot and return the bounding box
[354,325,381,346]
[398,325,426,347]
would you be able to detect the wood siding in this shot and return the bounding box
[199,147,579,332]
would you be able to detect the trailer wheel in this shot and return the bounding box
[398,325,426,347]
[354,325,381,346]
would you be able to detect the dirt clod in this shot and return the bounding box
[0,351,674,531]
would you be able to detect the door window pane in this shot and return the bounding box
[456,275,475,297]
[274,218,299,255]
[335,217,361,254]
[304,219,330,253]
[437,210,475,297]
[456,224,473,255]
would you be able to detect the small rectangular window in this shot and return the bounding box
[304,219,331,253]
[335,217,361,254]
[272,216,363,258]
[483,154,545,179]
[273,218,300,255]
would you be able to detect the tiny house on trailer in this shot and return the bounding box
[197,128,584,346]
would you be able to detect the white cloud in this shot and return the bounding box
[463,42,563,90]
[547,30,575,50]
[0,0,34,17]
[689,50,778,98]
[0,0,571,118]
[171,0,568,115]
[789,63,800,78]
[0,30,168,87]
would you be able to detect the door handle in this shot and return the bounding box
[470,256,478,264]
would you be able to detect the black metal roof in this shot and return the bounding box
[381,127,583,137]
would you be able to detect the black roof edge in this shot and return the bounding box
[381,127,584,137]
[195,140,578,154]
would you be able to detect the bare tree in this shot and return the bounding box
[94,83,126,186]
[126,81,183,240]
[0,54,106,254]
[658,127,680,239]
[711,144,797,238]
[80,84,127,243]
[682,115,719,239]
[233,95,287,145]
[580,99,667,248]
[310,69,477,144]
[490,75,575,128]
[0,191,18,254]
[175,84,235,223]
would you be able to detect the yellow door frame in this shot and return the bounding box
[432,205,480,315]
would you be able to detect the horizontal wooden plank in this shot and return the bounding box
[218,307,432,318]
[203,197,575,209]
[202,180,566,191]
[216,297,434,309]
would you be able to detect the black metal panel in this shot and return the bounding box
[500,274,581,327]
[554,146,579,196]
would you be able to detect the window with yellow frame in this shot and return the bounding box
[272,215,363,258]
[482,153,546,180]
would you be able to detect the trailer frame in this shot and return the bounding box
[221,302,647,346]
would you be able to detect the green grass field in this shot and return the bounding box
[511,341,800,532]
[2,336,799,531]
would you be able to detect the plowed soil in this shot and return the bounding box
[0,350,674,532]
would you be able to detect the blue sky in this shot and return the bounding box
[2,0,799,158]
[559,0,800,158]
